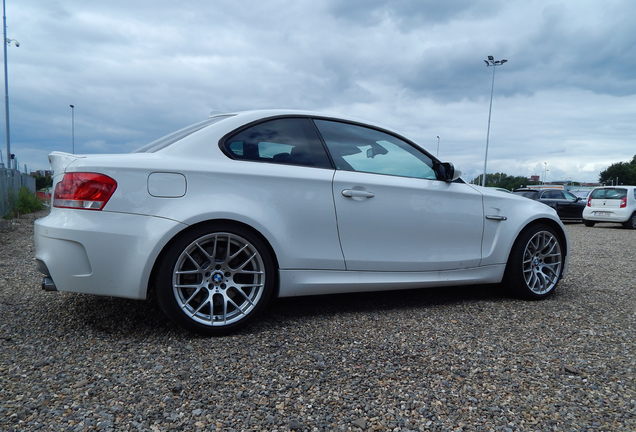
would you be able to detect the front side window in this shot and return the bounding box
[314,119,437,180]
[223,118,332,169]
[513,191,538,199]
[570,190,589,199]
[541,190,565,199]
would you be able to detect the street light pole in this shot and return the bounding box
[436,135,440,157]
[3,0,11,169]
[69,104,75,153]
[481,56,508,187]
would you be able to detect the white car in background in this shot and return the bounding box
[35,110,569,335]
[583,186,636,228]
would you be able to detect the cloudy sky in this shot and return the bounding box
[3,0,635,182]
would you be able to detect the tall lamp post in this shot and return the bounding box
[69,104,75,153]
[3,0,19,170]
[435,135,440,157]
[481,55,508,186]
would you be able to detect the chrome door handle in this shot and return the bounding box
[485,215,507,221]
[342,189,375,198]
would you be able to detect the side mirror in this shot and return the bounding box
[438,162,462,182]
[366,143,388,159]
[575,197,582,202]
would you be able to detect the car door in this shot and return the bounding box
[540,190,566,217]
[540,190,578,219]
[313,119,484,272]
[561,190,585,219]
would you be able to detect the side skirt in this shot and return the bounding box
[278,264,506,297]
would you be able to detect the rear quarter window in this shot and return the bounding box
[223,117,332,169]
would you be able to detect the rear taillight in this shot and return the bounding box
[53,172,117,210]
[620,196,627,208]
[587,197,592,207]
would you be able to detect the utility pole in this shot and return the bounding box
[2,0,10,169]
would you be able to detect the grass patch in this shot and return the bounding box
[4,187,44,218]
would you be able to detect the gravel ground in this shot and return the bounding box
[1,211,634,431]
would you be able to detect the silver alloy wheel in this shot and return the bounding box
[172,232,265,326]
[522,230,562,294]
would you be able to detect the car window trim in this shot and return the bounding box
[218,114,450,180]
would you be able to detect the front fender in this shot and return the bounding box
[481,192,567,267]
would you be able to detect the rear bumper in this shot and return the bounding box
[583,207,631,223]
[35,209,186,299]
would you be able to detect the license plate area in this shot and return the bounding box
[594,211,611,216]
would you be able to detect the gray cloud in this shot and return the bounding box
[2,0,634,183]
[329,0,503,26]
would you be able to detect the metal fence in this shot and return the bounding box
[0,167,36,217]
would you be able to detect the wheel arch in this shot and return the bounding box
[506,217,568,268]
[146,218,280,300]
[501,217,567,298]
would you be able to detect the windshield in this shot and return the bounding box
[570,190,590,198]
[135,115,234,153]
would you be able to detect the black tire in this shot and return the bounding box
[155,222,276,335]
[583,219,595,227]
[503,224,564,299]
[623,213,636,229]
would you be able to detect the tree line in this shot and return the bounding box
[469,173,540,190]
[469,154,635,190]
[599,155,636,185]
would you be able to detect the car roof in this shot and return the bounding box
[514,188,563,192]
[219,109,394,131]
[153,109,424,158]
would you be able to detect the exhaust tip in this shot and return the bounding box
[42,277,57,292]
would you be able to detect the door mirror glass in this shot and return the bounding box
[438,162,461,182]
[366,143,389,159]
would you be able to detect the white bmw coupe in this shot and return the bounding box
[35,110,568,334]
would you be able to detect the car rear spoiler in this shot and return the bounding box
[48,151,86,177]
